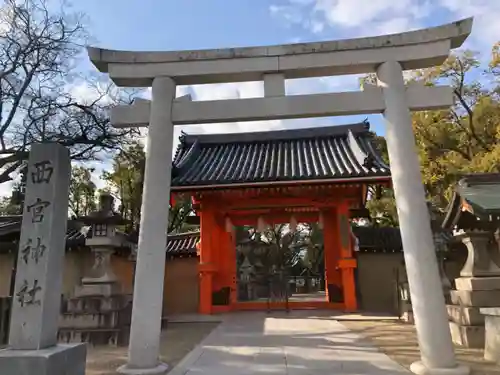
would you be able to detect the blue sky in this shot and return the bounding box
[2,0,499,196]
[65,0,500,190]
[70,0,499,139]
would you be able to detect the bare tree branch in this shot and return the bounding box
[0,0,139,188]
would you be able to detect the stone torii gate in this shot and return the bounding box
[87,18,473,375]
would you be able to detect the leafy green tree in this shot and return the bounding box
[242,224,306,275]
[102,142,145,230]
[366,188,399,227]
[0,195,20,215]
[69,166,97,218]
[168,194,196,233]
[301,222,324,274]
[102,142,194,233]
[412,45,500,208]
[363,41,500,222]
[365,132,399,226]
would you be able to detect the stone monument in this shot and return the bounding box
[58,193,132,346]
[0,143,86,374]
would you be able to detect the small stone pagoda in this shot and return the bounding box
[442,174,500,348]
[58,193,132,346]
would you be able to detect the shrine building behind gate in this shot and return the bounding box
[170,121,391,314]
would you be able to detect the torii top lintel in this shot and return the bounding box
[87,18,472,87]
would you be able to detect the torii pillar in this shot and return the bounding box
[120,77,175,374]
[377,61,468,375]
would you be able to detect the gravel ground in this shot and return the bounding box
[85,322,219,375]
[340,319,500,375]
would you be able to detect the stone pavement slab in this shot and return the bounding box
[168,311,409,375]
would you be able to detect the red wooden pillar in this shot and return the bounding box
[211,215,224,292]
[198,207,216,314]
[222,222,237,306]
[337,202,358,311]
[322,209,343,303]
[214,214,235,307]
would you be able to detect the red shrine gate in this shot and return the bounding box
[170,123,391,314]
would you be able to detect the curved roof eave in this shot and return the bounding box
[170,175,392,192]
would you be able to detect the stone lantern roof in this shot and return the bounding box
[80,193,128,226]
[442,173,500,232]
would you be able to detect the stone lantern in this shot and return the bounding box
[441,174,500,349]
[58,193,132,346]
[76,193,128,297]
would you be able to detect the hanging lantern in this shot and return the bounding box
[318,211,324,229]
[289,215,298,232]
[225,217,236,239]
[196,241,201,256]
[257,216,267,232]
[225,217,233,233]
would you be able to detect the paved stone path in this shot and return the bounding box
[168,311,409,375]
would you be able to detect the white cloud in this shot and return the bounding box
[271,0,499,53]
[438,0,500,50]
[69,82,99,103]
[313,0,427,29]
[67,79,117,106]
[270,0,431,36]
[371,17,417,35]
[132,74,366,158]
[286,75,361,95]
[0,2,17,36]
[186,81,264,101]
[76,161,109,191]
[171,81,284,152]
[0,181,14,199]
[309,19,325,34]
[172,75,368,144]
[269,4,305,26]
[132,81,285,156]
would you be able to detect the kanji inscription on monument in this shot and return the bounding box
[21,237,47,264]
[31,160,54,184]
[26,197,51,223]
[8,143,71,350]
[16,279,42,307]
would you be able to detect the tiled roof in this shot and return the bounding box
[0,217,200,258]
[166,231,200,257]
[0,216,86,249]
[163,228,403,253]
[353,225,454,252]
[352,226,403,252]
[0,217,22,238]
[65,229,87,247]
[171,122,390,189]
